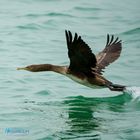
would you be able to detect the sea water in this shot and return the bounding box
[0,0,140,139]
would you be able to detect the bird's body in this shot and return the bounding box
[66,73,105,89]
[17,30,126,92]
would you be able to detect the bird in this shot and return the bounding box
[17,30,126,92]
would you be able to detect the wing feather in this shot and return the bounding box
[65,30,97,76]
[96,34,122,74]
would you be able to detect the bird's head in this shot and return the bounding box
[17,64,52,72]
[17,65,38,72]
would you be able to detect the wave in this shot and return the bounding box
[46,12,74,17]
[35,90,50,96]
[74,6,102,11]
[17,23,41,30]
[124,86,140,100]
[24,12,74,18]
[121,27,140,35]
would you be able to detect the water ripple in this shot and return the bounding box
[35,90,50,96]
[17,23,42,30]
[24,12,74,18]
[47,12,74,17]
[75,6,102,11]
[121,27,140,35]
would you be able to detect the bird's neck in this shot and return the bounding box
[31,64,67,75]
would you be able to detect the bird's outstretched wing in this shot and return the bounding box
[65,30,97,75]
[95,34,122,74]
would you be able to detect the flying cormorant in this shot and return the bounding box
[17,30,125,91]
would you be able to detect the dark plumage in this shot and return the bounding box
[17,30,126,92]
[96,34,122,74]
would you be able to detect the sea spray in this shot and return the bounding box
[124,86,140,99]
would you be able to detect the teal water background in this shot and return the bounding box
[0,0,140,139]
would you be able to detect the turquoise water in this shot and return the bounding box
[0,0,140,139]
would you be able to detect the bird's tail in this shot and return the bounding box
[107,83,126,92]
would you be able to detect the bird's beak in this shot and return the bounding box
[17,67,28,71]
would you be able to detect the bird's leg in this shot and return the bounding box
[107,84,126,92]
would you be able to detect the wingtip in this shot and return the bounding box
[68,30,71,35]
[74,32,78,41]
[65,30,71,34]
[65,30,68,34]
[119,39,122,43]
[106,34,110,46]
[109,35,114,45]
[106,34,122,46]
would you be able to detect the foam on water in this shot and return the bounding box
[124,86,140,99]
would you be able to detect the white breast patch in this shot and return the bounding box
[66,74,104,89]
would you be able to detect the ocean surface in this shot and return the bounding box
[0,0,140,139]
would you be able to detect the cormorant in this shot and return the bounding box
[17,30,126,91]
